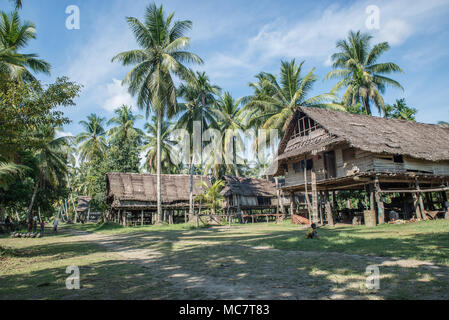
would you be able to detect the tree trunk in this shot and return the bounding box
[189,163,194,222]
[374,178,385,224]
[70,194,77,223]
[325,192,334,226]
[27,179,39,221]
[156,110,163,223]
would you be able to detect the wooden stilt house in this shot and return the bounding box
[220,175,286,222]
[106,173,211,226]
[268,107,449,225]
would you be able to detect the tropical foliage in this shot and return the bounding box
[112,3,202,223]
[0,1,426,226]
[384,98,417,121]
[0,10,50,82]
[243,59,342,136]
[195,179,225,215]
[75,114,108,163]
[325,30,403,115]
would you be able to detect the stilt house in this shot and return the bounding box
[106,173,211,225]
[268,107,449,225]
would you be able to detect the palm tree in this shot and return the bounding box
[75,114,107,163]
[107,105,144,142]
[195,179,225,216]
[9,0,22,9]
[384,98,417,121]
[0,161,28,190]
[112,3,202,223]
[244,59,341,137]
[142,116,177,173]
[176,71,220,218]
[26,125,71,220]
[325,30,403,115]
[0,10,50,81]
[204,92,245,178]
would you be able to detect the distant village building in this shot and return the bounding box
[268,107,449,225]
[75,196,91,223]
[220,175,286,222]
[106,173,211,225]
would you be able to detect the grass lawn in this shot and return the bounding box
[1,219,448,300]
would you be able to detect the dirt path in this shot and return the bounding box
[65,228,449,300]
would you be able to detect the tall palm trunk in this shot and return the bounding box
[363,97,371,115]
[27,179,39,221]
[156,110,163,223]
[189,162,194,221]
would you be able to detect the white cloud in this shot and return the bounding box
[207,0,449,77]
[101,78,136,112]
[55,130,74,138]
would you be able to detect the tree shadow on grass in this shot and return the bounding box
[54,225,449,299]
[4,223,447,300]
[0,258,180,300]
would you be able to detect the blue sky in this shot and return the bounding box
[5,0,449,136]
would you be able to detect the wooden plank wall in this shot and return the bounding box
[284,146,449,188]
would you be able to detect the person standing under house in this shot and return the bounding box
[32,216,38,233]
[53,218,59,233]
[5,216,11,233]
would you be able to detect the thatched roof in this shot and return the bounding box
[220,175,277,197]
[75,196,91,212]
[106,173,211,205]
[268,107,449,176]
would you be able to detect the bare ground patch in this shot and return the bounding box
[66,226,449,300]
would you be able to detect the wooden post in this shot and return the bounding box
[332,191,338,215]
[275,177,280,214]
[369,184,375,211]
[374,178,384,224]
[325,192,334,226]
[311,168,318,224]
[318,191,322,224]
[415,179,426,220]
[141,210,144,226]
[412,193,422,219]
[236,195,242,224]
[290,192,296,215]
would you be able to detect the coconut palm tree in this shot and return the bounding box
[204,92,245,178]
[9,0,22,9]
[384,98,417,121]
[26,125,71,220]
[195,179,225,216]
[244,59,341,137]
[0,161,28,190]
[325,30,403,115]
[107,105,144,142]
[176,71,220,218]
[0,10,50,81]
[142,116,177,173]
[112,3,202,223]
[75,114,107,163]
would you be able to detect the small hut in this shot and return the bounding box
[75,196,91,223]
[220,175,284,222]
[268,106,449,225]
[106,173,211,225]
